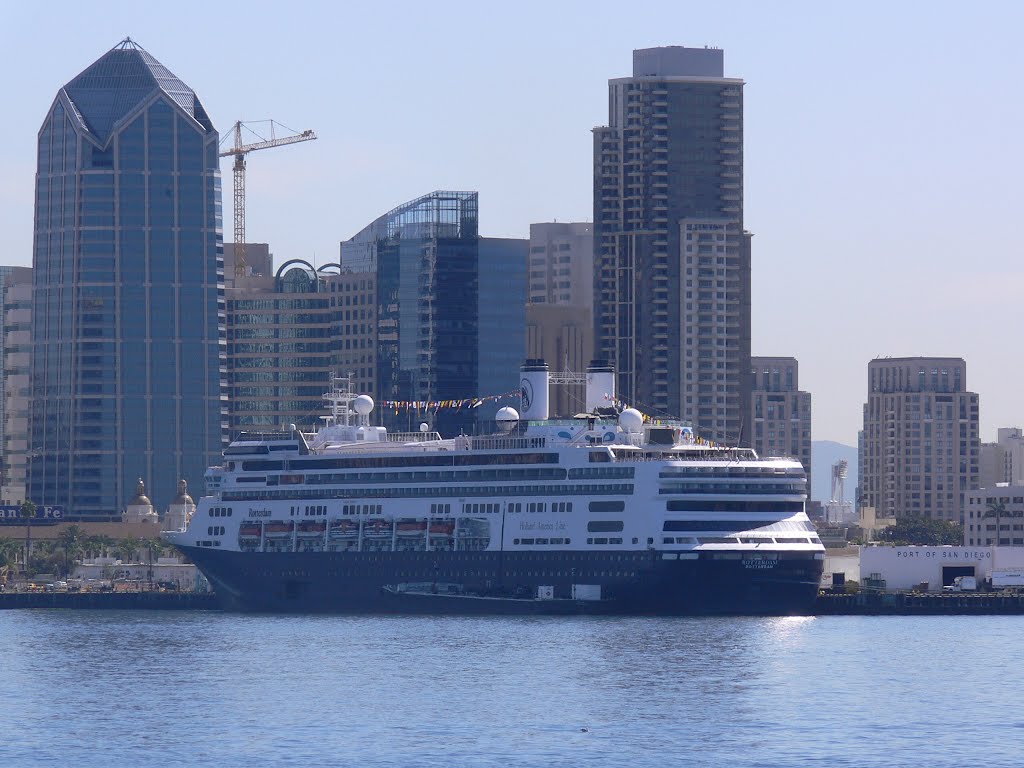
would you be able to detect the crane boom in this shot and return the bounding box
[219,120,317,277]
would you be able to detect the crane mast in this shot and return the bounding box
[219,120,317,277]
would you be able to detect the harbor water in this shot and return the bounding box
[1,612,1021,767]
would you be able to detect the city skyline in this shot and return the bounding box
[2,2,1023,446]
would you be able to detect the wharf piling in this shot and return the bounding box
[0,591,219,610]
[814,591,1024,616]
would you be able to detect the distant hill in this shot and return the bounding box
[811,440,858,504]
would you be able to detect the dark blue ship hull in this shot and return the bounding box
[179,545,823,616]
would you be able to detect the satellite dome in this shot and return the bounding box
[618,408,644,433]
[353,395,374,415]
[496,407,519,432]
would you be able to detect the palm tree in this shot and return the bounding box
[19,500,36,577]
[114,536,141,564]
[0,537,20,586]
[57,525,84,578]
[985,501,1008,545]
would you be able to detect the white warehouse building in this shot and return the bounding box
[859,546,1024,591]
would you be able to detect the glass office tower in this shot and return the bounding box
[341,191,479,436]
[29,39,225,516]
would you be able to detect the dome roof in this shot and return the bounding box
[130,477,152,507]
[172,478,194,506]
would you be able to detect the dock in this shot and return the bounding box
[814,591,1024,615]
[0,591,219,610]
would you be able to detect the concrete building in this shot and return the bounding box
[528,223,593,307]
[750,356,811,489]
[859,545,1024,591]
[526,223,594,417]
[859,357,980,522]
[593,46,751,442]
[29,39,225,516]
[979,428,1024,489]
[964,486,1024,546]
[1,267,32,504]
[223,242,273,285]
[226,259,333,434]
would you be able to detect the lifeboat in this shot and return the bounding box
[329,520,360,538]
[297,520,327,536]
[363,519,393,537]
[429,521,455,536]
[396,520,427,535]
[264,521,294,536]
[238,523,262,538]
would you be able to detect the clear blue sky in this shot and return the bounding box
[2,0,1022,446]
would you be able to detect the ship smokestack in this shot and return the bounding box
[586,360,615,413]
[520,359,550,421]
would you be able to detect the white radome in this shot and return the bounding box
[353,395,375,415]
[619,408,644,433]
[495,407,520,431]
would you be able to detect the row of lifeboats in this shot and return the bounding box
[239,519,459,540]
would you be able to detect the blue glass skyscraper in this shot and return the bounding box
[29,39,225,516]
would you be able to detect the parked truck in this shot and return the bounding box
[944,576,977,592]
[991,570,1024,590]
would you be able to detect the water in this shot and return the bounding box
[0,612,1020,767]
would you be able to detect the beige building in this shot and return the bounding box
[525,223,594,417]
[750,356,811,491]
[964,486,1024,546]
[528,223,592,307]
[979,428,1024,489]
[859,357,979,522]
[1,267,31,504]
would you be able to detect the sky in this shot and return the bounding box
[1,0,1022,447]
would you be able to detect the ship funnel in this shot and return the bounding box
[586,360,615,413]
[520,359,550,421]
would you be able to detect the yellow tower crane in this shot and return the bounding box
[219,120,317,277]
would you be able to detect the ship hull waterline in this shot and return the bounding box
[177,545,823,616]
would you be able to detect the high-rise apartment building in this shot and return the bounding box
[29,39,225,515]
[340,192,524,435]
[751,356,812,490]
[0,267,32,504]
[226,259,334,434]
[593,46,751,442]
[528,223,593,307]
[859,357,979,522]
[526,223,594,416]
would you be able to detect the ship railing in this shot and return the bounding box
[468,436,548,451]
[388,431,444,443]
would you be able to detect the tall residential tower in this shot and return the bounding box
[594,46,751,443]
[29,39,225,516]
[859,357,979,522]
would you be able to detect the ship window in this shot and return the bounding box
[587,521,624,532]
[589,501,625,513]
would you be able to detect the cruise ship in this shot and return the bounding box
[164,363,824,614]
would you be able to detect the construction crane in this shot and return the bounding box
[219,120,317,277]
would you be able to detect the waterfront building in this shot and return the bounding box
[1,267,32,504]
[340,192,524,435]
[859,357,979,522]
[979,428,1024,489]
[226,259,333,434]
[751,356,812,490]
[525,223,594,417]
[964,486,1024,546]
[29,39,225,516]
[325,270,378,401]
[593,46,751,442]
